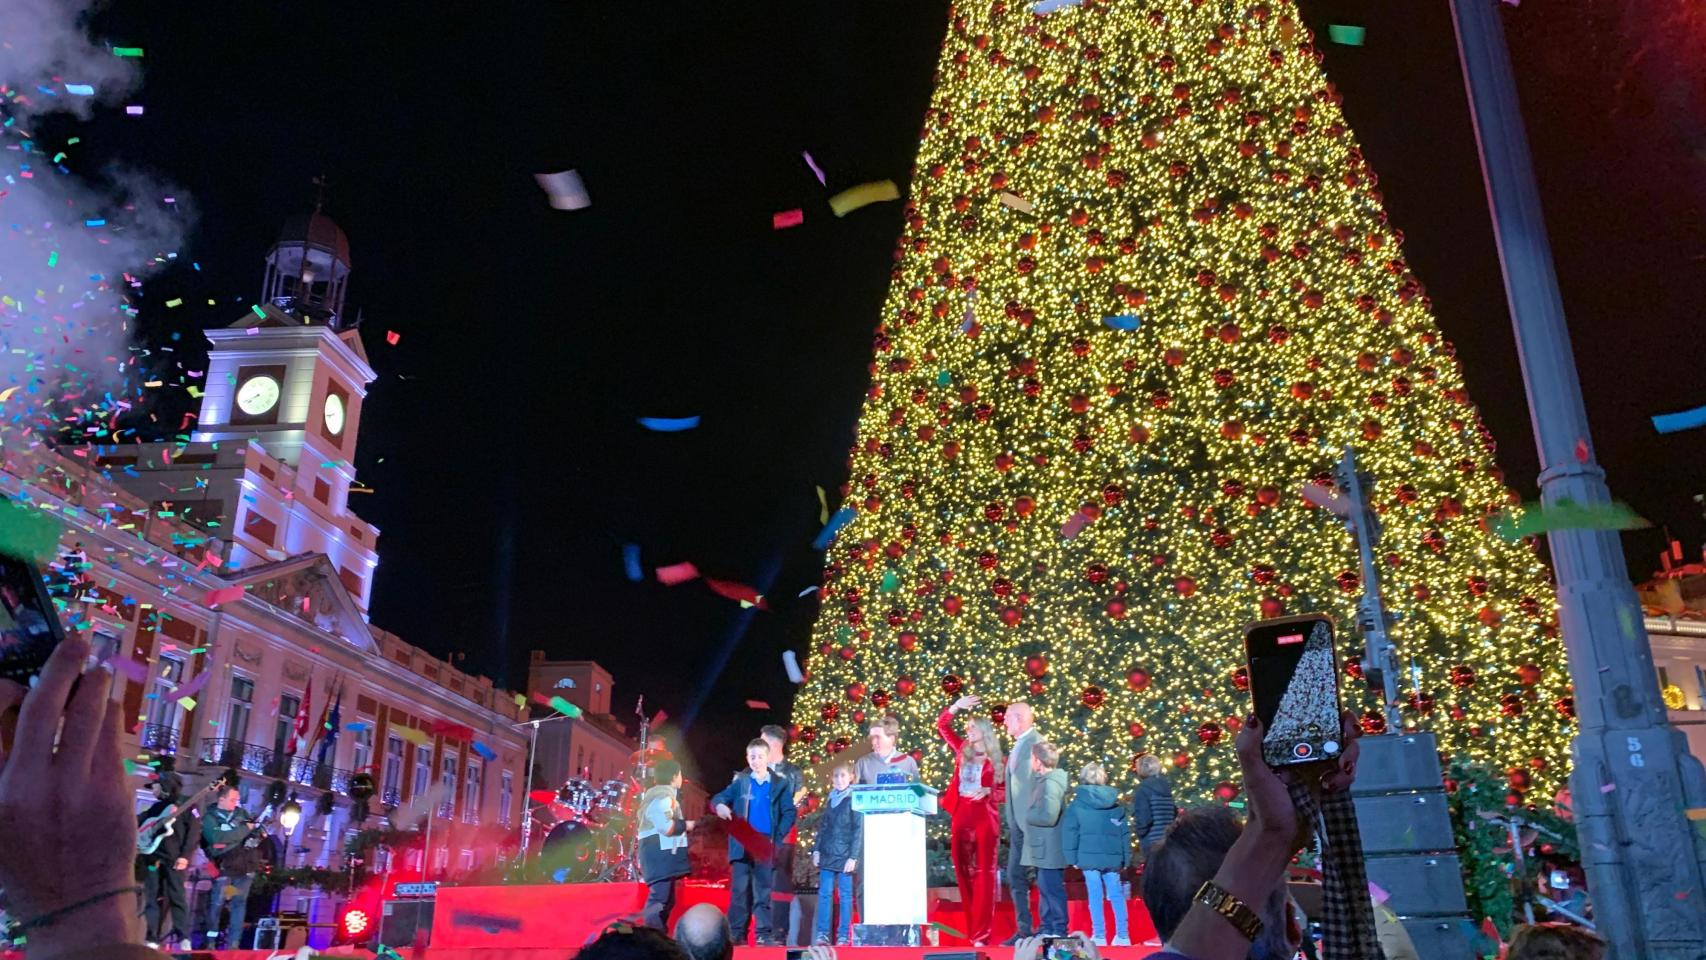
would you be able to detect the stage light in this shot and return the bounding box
[339,906,372,941]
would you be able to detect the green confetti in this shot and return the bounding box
[113,47,145,58]
[1327,24,1365,46]
[1492,499,1649,542]
[548,696,582,718]
[250,304,267,319]
[928,922,968,940]
[880,569,900,593]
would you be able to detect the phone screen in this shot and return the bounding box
[0,552,68,684]
[1042,937,1089,960]
[1245,615,1342,767]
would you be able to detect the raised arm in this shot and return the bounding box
[936,707,965,754]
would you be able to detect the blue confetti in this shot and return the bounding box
[84,218,106,227]
[813,506,857,551]
[1103,314,1141,331]
[65,84,95,96]
[622,543,643,582]
[637,415,700,432]
[470,741,497,762]
[1651,404,1706,435]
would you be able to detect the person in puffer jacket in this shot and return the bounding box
[638,760,695,929]
[1131,754,1176,863]
[1062,762,1132,946]
[810,761,863,944]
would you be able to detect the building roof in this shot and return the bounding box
[274,211,352,266]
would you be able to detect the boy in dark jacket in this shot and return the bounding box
[1022,741,1070,937]
[638,760,695,929]
[712,739,799,946]
[810,761,863,944]
[1062,762,1131,945]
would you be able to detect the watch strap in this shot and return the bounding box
[1193,880,1264,941]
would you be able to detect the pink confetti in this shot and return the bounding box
[125,105,144,115]
[1369,881,1389,905]
[203,585,245,607]
[386,330,401,345]
[745,700,771,710]
[1600,783,1616,793]
[802,151,827,186]
[655,562,700,586]
[106,656,149,684]
[772,209,804,230]
[1061,511,1091,538]
[176,669,212,699]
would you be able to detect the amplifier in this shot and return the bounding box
[379,898,436,949]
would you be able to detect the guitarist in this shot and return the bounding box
[198,783,263,949]
[135,772,197,949]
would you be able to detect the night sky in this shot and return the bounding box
[63,0,1706,771]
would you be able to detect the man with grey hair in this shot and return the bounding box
[674,903,735,960]
[1000,701,1039,944]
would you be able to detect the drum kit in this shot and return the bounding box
[532,776,639,883]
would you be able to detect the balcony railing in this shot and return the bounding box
[199,738,275,775]
[139,723,181,755]
[437,801,455,820]
[461,806,480,825]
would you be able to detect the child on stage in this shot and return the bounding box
[713,739,798,946]
[1023,740,1070,937]
[811,761,863,945]
[638,759,694,929]
[1062,761,1132,946]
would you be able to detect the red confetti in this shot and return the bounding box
[705,577,768,609]
[772,209,804,230]
[386,330,401,345]
[655,562,700,586]
[1574,439,1590,463]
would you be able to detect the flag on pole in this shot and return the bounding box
[316,682,344,766]
[288,677,314,757]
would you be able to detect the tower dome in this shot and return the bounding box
[263,210,353,327]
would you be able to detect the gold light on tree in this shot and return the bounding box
[790,0,1570,805]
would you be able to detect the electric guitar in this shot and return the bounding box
[137,780,220,855]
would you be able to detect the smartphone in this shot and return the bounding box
[0,550,69,684]
[1042,936,1092,960]
[1244,614,1343,768]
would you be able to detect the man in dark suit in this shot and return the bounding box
[711,739,798,947]
[1001,701,1040,944]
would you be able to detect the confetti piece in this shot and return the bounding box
[107,656,149,684]
[622,543,644,582]
[534,170,591,211]
[1032,0,1087,12]
[396,726,432,746]
[802,151,827,186]
[828,180,900,217]
[816,485,830,525]
[1686,808,1706,821]
[65,84,95,96]
[0,500,63,562]
[1103,314,1140,331]
[1574,438,1590,463]
[1651,404,1706,434]
[1061,510,1091,539]
[783,650,805,684]
[1600,783,1616,793]
[1492,499,1648,541]
[929,922,968,940]
[177,696,197,710]
[1327,24,1366,45]
[176,669,212,699]
[344,721,370,732]
[745,700,771,710]
[813,507,857,551]
[1301,482,1354,517]
[0,387,16,403]
[125,105,144,115]
[203,585,246,607]
[705,578,767,609]
[251,304,267,319]
[1369,881,1389,904]
[548,696,583,718]
[112,47,144,57]
[513,693,527,708]
[471,741,497,761]
[772,209,804,230]
[656,562,700,586]
[997,191,1034,213]
[165,298,183,308]
[386,330,400,345]
[637,415,701,432]
[797,585,820,597]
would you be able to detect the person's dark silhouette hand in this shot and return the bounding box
[0,633,141,956]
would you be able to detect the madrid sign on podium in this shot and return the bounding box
[850,782,940,946]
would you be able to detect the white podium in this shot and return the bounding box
[850,782,939,946]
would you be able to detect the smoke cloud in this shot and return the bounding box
[1,0,189,442]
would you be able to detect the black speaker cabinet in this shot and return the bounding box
[378,898,435,949]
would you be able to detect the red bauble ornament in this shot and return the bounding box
[839,646,856,661]
[847,683,867,702]
[800,727,818,743]
[941,674,964,695]
[1081,685,1106,708]
[943,595,964,616]
[897,632,918,652]
[852,709,866,725]
[1174,576,1198,597]
[1499,694,1524,717]
[1127,669,1152,692]
[1172,752,1192,769]
[1001,607,1023,627]
[1516,663,1542,686]
[1508,768,1532,793]
[1554,695,1575,718]
[1259,597,1284,618]
[1105,599,1127,619]
[821,702,840,721]
[1359,710,1388,735]
[1213,781,1240,801]
[1345,655,1364,681]
[1450,664,1477,688]
[1231,665,1250,691]
[1028,679,1046,696]
[1086,563,1110,584]
[871,689,891,708]
[896,676,917,697]
[1014,496,1036,517]
[1408,691,1436,714]
[1127,721,1146,739]
[1025,655,1050,678]
[1197,721,1223,745]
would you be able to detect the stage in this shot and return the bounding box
[193,948,1169,960]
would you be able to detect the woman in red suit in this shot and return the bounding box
[937,693,1005,945]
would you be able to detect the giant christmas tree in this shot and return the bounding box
[791,0,1571,803]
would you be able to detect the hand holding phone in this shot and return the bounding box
[0,551,70,685]
[1243,614,1344,768]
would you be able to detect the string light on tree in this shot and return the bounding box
[790,0,1570,804]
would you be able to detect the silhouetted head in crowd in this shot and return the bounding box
[1507,923,1605,960]
[577,923,691,960]
[1140,806,1300,960]
[673,904,733,960]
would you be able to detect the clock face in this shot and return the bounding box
[323,392,346,435]
[235,375,281,416]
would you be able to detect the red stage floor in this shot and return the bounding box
[200,949,1168,960]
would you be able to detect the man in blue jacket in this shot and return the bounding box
[712,739,798,946]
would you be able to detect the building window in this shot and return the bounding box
[439,751,458,816]
[339,567,363,599]
[242,510,278,547]
[499,771,514,827]
[145,654,187,738]
[413,744,432,798]
[383,735,405,795]
[313,477,331,504]
[275,692,301,756]
[225,675,254,744]
[350,723,373,774]
[463,759,482,817]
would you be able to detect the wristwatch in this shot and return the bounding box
[1193,880,1263,940]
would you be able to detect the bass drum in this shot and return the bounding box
[538,821,603,884]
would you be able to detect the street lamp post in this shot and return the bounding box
[1448,0,1706,955]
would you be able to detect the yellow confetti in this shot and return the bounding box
[998,191,1035,213]
[177,696,197,710]
[0,386,17,403]
[828,180,900,217]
